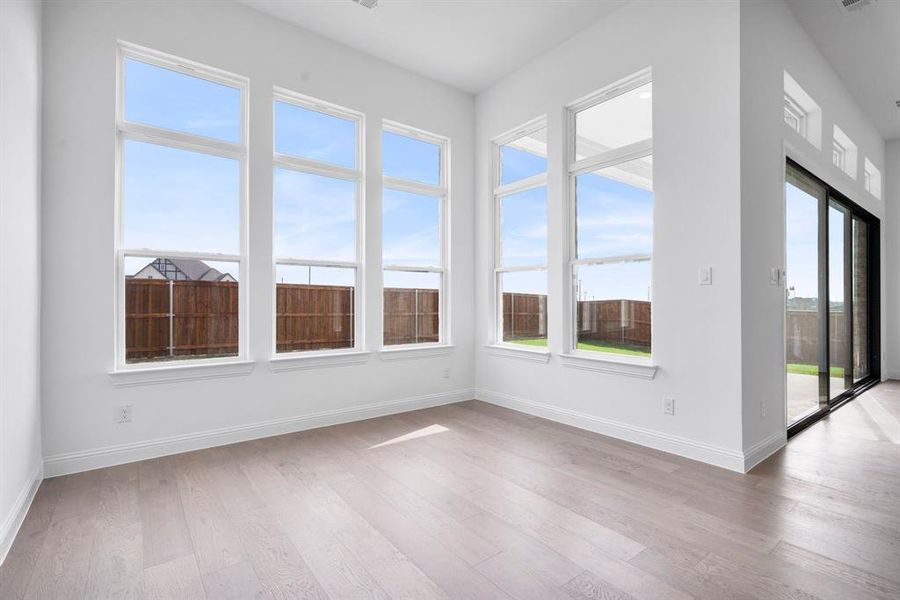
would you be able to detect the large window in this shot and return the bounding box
[382,123,448,346]
[567,71,653,358]
[273,90,363,354]
[493,121,548,347]
[116,44,247,366]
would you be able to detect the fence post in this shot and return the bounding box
[414,288,420,343]
[168,279,175,357]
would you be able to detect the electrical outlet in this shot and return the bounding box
[442,367,451,379]
[663,398,675,415]
[761,400,767,418]
[115,404,132,424]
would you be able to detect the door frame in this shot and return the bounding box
[785,157,881,438]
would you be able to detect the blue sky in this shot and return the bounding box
[785,182,848,305]
[125,58,651,300]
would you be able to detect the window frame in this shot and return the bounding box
[783,94,807,137]
[271,88,366,358]
[565,69,654,362]
[381,120,450,349]
[114,42,250,372]
[491,117,548,347]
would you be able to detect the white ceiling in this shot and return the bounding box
[786,0,900,141]
[236,0,627,94]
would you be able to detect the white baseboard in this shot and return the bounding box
[475,388,747,472]
[0,463,43,566]
[742,431,786,472]
[44,388,474,478]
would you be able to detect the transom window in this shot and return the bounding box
[863,158,881,199]
[382,122,448,347]
[273,90,363,354]
[567,70,653,358]
[493,120,548,347]
[116,43,247,367]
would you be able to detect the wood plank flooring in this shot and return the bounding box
[2,382,899,599]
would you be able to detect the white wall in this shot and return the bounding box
[0,0,44,561]
[474,1,746,470]
[40,0,475,476]
[885,140,900,378]
[740,0,887,456]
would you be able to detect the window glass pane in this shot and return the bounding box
[383,189,440,267]
[274,101,356,168]
[576,156,652,260]
[124,57,241,143]
[500,128,547,185]
[575,82,651,160]
[500,270,547,347]
[275,265,355,353]
[125,257,239,363]
[829,204,848,399]
[383,270,440,346]
[574,262,651,356]
[383,131,440,185]
[123,140,239,255]
[500,186,547,267]
[274,168,356,262]
[852,218,869,382]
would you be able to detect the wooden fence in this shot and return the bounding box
[125,279,441,361]
[126,279,239,362]
[502,295,651,349]
[502,293,547,340]
[785,310,849,366]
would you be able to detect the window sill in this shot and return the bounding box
[108,359,256,387]
[559,352,657,379]
[485,344,550,363]
[270,351,370,372]
[379,344,454,361]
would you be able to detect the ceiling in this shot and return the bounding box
[236,0,627,94]
[786,0,900,141]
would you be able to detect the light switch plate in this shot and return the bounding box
[698,267,712,286]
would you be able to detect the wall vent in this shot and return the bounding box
[835,0,875,13]
[352,0,379,8]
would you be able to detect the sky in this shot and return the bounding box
[124,56,652,301]
[785,182,848,306]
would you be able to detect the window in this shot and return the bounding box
[116,44,247,367]
[567,71,653,358]
[493,121,548,347]
[273,90,363,354]
[382,123,448,347]
[784,95,806,137]
[832,125,858,180]
[863,157,881,199]
[784,71,822,150]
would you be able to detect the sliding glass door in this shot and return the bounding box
[785,159,879,432]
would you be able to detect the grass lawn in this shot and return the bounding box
[508,337,651,358]
[787,363,845,378]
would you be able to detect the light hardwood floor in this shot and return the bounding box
[2,383,899,599]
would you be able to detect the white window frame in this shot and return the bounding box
[832,139,847,172]
[113,42,249,373]
[381,120,450,349]
[271,88,365,358]
[491,117,548,347]
[863,157,881,199]
[564,69,654,364]
[783,95,807,137]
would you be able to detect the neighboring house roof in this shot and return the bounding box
[130,258,236,282]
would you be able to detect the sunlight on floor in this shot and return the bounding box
[368,424,449,449]
[857,394,900,444]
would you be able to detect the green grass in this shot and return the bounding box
[787,363,845,377]
[507,337,651,358]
